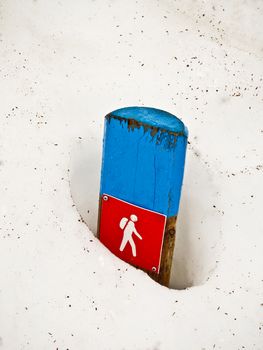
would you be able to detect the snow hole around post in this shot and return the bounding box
[69,137,223,290]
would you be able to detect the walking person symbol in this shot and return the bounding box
[119,214,142,257]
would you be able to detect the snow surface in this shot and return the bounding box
[0,0,263,349]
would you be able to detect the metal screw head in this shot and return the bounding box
[152,267,157,272]
[103,195,108,201]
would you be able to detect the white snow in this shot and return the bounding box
[0,0,262,349]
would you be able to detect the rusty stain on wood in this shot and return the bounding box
[106,114,185,148]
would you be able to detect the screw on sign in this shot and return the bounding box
[98,107,188,287]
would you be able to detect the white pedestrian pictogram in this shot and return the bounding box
[119,214,142,257]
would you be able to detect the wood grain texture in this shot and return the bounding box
[147,216,177,287]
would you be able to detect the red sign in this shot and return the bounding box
[99,194,166,273]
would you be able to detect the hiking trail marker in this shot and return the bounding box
[97,107,188,287]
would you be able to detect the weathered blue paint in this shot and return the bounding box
[109,107,188,137]
[100,107,187,217]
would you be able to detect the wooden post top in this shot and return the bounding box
[101,107,188,218]
[106,107,188,137]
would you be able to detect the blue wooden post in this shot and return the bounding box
[98,107,188,286]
